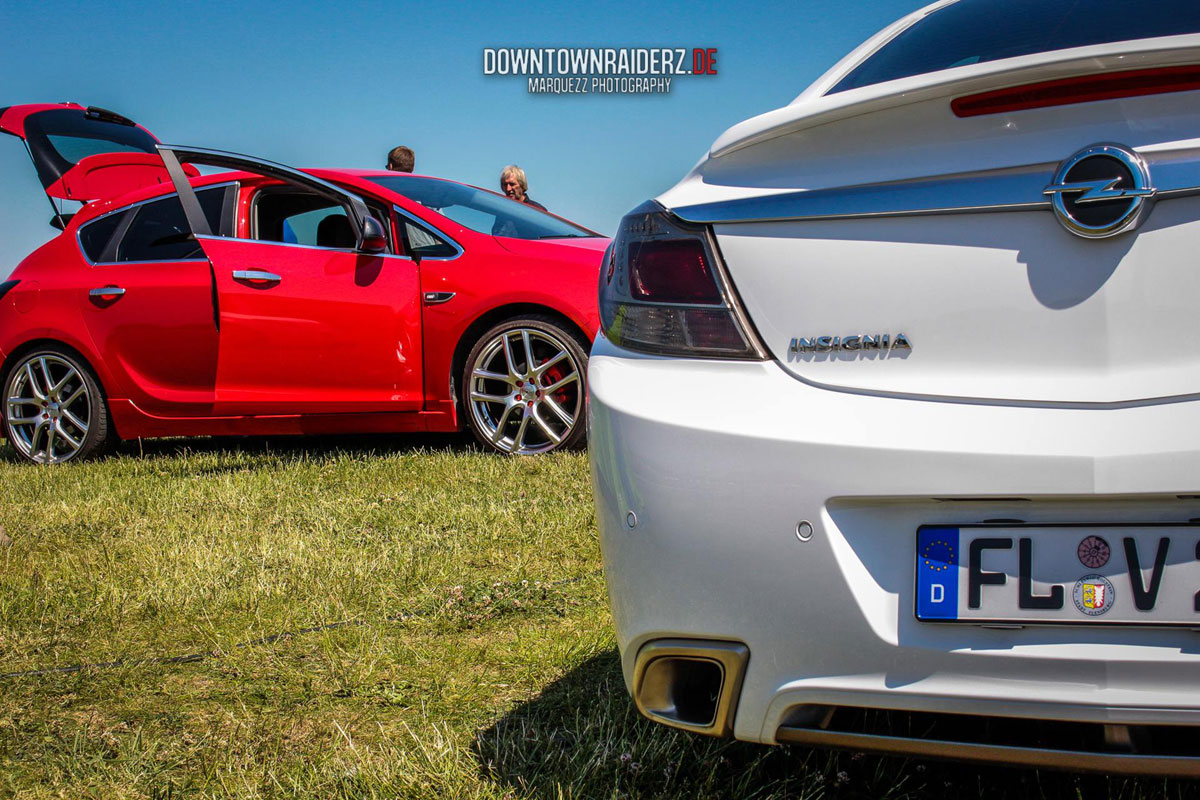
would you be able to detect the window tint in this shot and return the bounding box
[368,175,599,241]
[829,0,1200,94]
[82,185,230,264]
[399,217,457,258]
[21,108,158,189]
[46,135,149,164]
[78,209,128,262]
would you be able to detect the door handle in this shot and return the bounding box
[232,270,282,283]
[89,287,126,299]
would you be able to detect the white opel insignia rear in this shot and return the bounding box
[589,0,1200,775]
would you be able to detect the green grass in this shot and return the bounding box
[0,435,1194,798]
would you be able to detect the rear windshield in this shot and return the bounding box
[23,108,158,188]
[367,175,598,241]
[829,0,1200,94]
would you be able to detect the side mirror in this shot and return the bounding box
[358,215,388,254]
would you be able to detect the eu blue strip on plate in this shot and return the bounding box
[917,526,959,620]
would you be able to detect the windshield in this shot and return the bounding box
[829,0,1200,94]
[367,175,598,240]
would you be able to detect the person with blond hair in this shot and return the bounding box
[500,165,546,210]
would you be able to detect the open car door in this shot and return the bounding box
[159,145,424,416]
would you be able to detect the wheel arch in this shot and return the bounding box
[449,303,591,423]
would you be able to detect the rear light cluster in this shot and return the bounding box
[600,202,764,359]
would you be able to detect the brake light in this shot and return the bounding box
[600,202,764,359]
[952,65,1200,118]
[629,239,722,303]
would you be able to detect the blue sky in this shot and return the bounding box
[0,0,924,274]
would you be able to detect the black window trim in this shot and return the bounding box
[391,204,463,262]
[75,181,239,267]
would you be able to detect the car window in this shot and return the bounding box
[397,216,457,259]
[80,185,232,264]
[46,134,149,164]
[77,211,126,263]
[253,189,392,253]
[828,0,1200,94]
[367,175,599,241]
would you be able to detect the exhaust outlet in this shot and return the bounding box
[631,639,749,737]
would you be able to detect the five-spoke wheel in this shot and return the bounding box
[463,317,588,455]
[3,348,110,464]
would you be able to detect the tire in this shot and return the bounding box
[2,346,113,464]
[461,316,589,455]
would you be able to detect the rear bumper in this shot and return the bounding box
[587,334,1200,748]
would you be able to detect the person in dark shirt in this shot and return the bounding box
[387,146,415,172]
[500,165,546,210]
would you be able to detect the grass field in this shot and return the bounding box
[0,435,1195,799]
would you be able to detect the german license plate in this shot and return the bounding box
[915,524,1200,626]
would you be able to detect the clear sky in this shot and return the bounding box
[0,0,924,274]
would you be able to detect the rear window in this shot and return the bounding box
[829,0,1200,94]
[22,108,158,189]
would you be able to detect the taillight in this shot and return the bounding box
[600,202,764,359]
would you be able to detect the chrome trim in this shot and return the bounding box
[232,270,281,283]
[775,724,1200,778]
[1044,143,1155,239]
[75,181,239,266]
[392,205,465,261]
[670,154,1200,225]
[88,287,125,298]
[422,291,455,305]
[699,212,769,359]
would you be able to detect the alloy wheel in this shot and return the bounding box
[4,354,92,464]
[467,327,584,455]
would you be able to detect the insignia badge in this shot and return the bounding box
[1044,143,1155,239]
[1072,574,1115,616]
[1076,535,1111,569]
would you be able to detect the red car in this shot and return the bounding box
[0,103,607,463]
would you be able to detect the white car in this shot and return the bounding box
[589,0,1200,775]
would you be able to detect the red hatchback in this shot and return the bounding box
[0,103,607,463]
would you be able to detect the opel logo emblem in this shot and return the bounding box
[1044,143,1155,239]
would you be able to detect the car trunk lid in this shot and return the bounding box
[0,103,170,203]
[663,47,1200,405]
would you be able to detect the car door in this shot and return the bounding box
[74,185,234,416]
[161,146,423,416]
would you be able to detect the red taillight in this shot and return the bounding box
[600,203,763,359]
[629,239,722,304]
[952,65,1200,118]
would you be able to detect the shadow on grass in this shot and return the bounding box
[0,431,477,465]
[473,650,1187,800]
